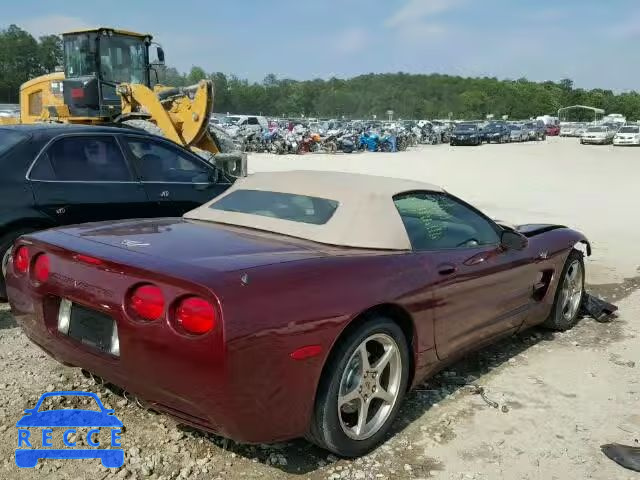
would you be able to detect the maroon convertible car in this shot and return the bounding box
[7,171,590,457]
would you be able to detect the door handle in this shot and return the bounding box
[437,264,457,275]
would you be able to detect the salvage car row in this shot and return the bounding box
[560,121,640,145]
[2,121,591,457]
[449,120,551,146]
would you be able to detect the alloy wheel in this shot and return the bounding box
[559,260,583,320]
[337,333,403,440]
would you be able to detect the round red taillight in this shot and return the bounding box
[33,254,50,283]
[129,285,165,321]
[175,297,216,334]
[14,246,30,274]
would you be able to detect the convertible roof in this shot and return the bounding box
[184,171,444,250]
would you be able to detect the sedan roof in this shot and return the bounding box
[0,123,138,135]
[185,171,444,250]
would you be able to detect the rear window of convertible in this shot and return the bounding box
[210,189,339,225]
[0,130,29,157]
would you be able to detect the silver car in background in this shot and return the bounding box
[580,126,615,145]
[508,124,528,142]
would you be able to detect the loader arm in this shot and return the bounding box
[117,80,220,153]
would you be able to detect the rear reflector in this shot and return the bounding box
[71,87,84,99]
[14,246,30,274]
[74,254,103,266]
[129,285,165,321]
[175,297,216,334]
[290,345,322,360]
[33,254,50,283]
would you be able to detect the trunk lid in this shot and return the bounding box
[52,218,330,273]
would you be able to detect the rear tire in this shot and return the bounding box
[542,250,585,331]
[1,229,36,301]
[308,317,410,457]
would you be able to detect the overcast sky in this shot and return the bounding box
[4,0,638,90]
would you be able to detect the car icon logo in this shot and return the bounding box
[15,391,124,468]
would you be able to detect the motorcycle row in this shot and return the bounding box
[223,121,452,155]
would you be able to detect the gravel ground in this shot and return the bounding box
[1,138,639,479]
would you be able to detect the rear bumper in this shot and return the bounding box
[8,280,316,444]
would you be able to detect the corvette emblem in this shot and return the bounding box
[121,240,150,248]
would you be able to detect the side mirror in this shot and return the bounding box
[501,230,528,251]
[156,46,165,64]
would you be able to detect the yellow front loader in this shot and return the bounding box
[0,27,245,177]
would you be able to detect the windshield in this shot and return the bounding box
[509,125,521,130]
[619,126,639,133]
[454,124,477,132]
[64,34,96,77]
[99,35,148,85]
[587,127,605,132]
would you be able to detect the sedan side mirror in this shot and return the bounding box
[501,230,528,251]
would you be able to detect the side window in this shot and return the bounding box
[31,136,132,182]
[247,117,259,125]
[394,192,499,250]
[126,138,210,182]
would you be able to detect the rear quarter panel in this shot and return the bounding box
[209,251,437,440]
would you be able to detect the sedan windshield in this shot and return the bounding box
[618,126,639,133]
[455,124,477,132]
[587,127,605,133]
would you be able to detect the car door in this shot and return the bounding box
[120,134,229,216]
[28,133,151,226]
[393,192,538,360]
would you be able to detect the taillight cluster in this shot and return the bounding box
[127,284,217,335]
[13,246,50,283]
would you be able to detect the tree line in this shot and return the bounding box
[3,23,640,120]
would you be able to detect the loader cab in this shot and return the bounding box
[62,28,161,119]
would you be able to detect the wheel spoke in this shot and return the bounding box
[355,398,370,436]
[374,385,394,405]
[338,387,360,408]
[357,343,371,371]
[560,288,570,310]
[372,347,394,374]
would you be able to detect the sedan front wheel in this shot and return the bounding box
[308,317,409,457]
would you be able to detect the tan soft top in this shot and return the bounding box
[184,171,444,250]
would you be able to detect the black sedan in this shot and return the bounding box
[449,123,482,146]
[0,124,233,299]
[481,122,510,143]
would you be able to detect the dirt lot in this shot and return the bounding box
[1,137,638,479]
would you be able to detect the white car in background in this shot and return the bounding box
[613,125,640,146]
[580,126,615,145]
